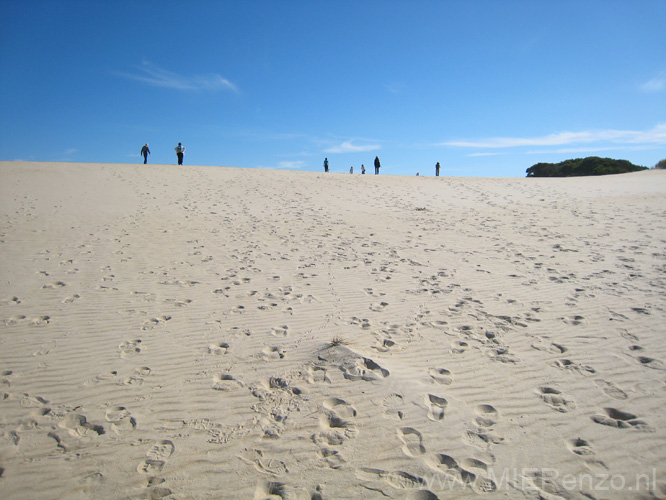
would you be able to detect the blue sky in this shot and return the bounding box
[1,0,665,177]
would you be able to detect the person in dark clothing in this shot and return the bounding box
[435,162,440,176]
[175,142,185,165]
[374,156,381,175]
[140,143,150,164]
[324,158,329,172]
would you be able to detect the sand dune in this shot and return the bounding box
[0,161,665,500]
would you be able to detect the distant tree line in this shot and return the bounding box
[655,158,666,169]
[526,157,647,177]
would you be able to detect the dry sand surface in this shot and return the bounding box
[0,161,665,500]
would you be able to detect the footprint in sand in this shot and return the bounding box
[4,314,27,326]
[137,439,175,474]
[339,356,389,382]
[317,399,358,442]
[142,315,171,330]
[59,414,105,437]
[306,366,331,384]
[425,394,448,421]
[238,449,289,475]
[462,402,502,448]
[428,367,453,385]
[42,281,67,289]
[1,296,21,305]
[356,467,425,490]
[317,413,358,442]
[567,438,595,456]
[474,404,499,428]
[425,454,495,492]
[591,408,654,431]
[262,346,285,360]
[594,379,628,400]
[551,359,596,375]
[405,491,440,500]
[270,325,289,337]
[323,397,357,419]
[369,301,389,312]
[28,315,51,327]
[561,315,584,326]
[450,340,468,354]
[105,406,137,435]
[84,370,118,386]
[530,339,567,354]
[634,355,666,371]
[381,393,406,420]
[124,366,151,386]
[0,370,13,390]
[119,339,142,358]
[20,393,49,408]
[253,481,315,499]
[32,340,58,356]
[460,458,498,493]
[208,342,230,355]
[397,427,426,457]
[61,294,81,304]
[536,386,576,413]
[464,426,504,450]
[212,374,243,391]
[372,337,397,353]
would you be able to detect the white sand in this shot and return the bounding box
[0,161,665,500]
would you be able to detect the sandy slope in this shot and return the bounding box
[0,161,665,500]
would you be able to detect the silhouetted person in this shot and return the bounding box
[435,162,440,176]
[350,166,354,174]
[140,143,150,164]
[175,142,185,165]
[374,156,381,175]
[324,158,329,172]
[361,164,366,174]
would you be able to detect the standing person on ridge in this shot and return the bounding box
[324,158,329,172]
[361,164,366,174]
[374,156,381,175]
[175,142,185,165]
[435,162,440,176]
[140,143,150,164]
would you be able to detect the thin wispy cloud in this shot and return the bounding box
[468,152,508,157]
[276,160,307,170]
[255,160,307,170]
[324,141,380,154]
[640,71,666,92]
[442,124,666,149]
[55,148,78,161]
[117,62,238,92]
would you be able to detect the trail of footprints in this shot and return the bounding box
[312,397,358,469]
[364,359,504,496]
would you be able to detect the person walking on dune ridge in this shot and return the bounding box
[175,142,185,165]
[140,143,150,164]
[374,156,381,175]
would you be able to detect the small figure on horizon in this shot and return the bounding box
[361,164,366,174]
[324,158,329,172]
[416,172,420,176]
[435,162,440,177]
[175,142,185,165]
[350,166,354,174]
[140,143,150,164]
[374,156,381,175]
